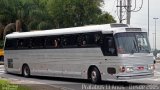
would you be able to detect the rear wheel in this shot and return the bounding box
[90,67,101,84]
[22,65,30,77]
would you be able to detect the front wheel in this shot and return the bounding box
[90,67,101,84]
[22,65,30,77]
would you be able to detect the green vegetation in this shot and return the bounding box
[0,79,9,84]
[0,0,116,30]
[0,40,3,48]
[0,79,31,90]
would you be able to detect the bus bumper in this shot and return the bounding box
[104,72,154,81]
[115,72,154,81]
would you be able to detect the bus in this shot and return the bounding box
[0,49,4,65]
[4,24,154,84]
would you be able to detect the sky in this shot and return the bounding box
[103,0,160,50]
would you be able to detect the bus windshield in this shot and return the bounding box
[115,32,151,54]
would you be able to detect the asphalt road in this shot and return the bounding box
[0,63,160,90]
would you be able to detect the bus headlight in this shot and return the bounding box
[148,65,155,70]
[120,66,134,72]
[126,66,134,72]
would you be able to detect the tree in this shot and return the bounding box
[47,0,115,28]
[96,12,116,24]
[0,0,116,30]
[0,23,5,39]
[0,40,3,48]
[28,0,53,30]
[0,0,33,32]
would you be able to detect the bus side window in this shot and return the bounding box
[108,38,115,54]
[85,33,94,46]
[17,38,30,49]
[102,35,117,56]
[95,33,102,45]
[60,35,78,48]
[67,35,77,47]
[77,32,102,47]
[5,39,17,50]
[31,37,45,49]
[61,36,67,47]
[85,32,101,47]
[77,34,86,47]
[46,36,60,48]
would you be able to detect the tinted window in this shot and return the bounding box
[77,32,101,47]
[61,35,77,47]
[5,39,17,50]
[5,32,102,50]
[17,38,30,49]
[31,37,45,48]
[46,36,61,48]
[101,34,117,56]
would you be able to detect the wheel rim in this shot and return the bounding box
[24,67,29,76]
[91,70,97,82]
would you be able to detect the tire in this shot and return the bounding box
[90,67,101,84]
[22,65,30,77]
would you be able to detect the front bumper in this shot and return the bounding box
[102,71,154,82]
[115,72,154,81]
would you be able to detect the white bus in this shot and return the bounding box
[4,24,154,83]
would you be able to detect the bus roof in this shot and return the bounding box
[5,24,145,39]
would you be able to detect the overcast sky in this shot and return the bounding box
[103,0,160,50]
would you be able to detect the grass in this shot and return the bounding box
[0,79,31,90]
[0,79,9,84]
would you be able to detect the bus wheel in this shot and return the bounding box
[22,64,30,77]
[90,67,101,84]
